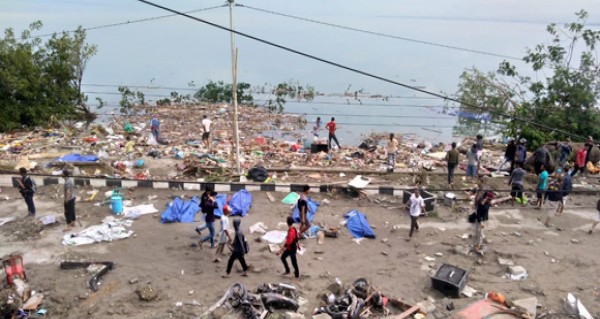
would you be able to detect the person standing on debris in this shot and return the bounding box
[201,115,212,149]
[571,146,587,177]
[584,136,595,174]
[475,134,484,159]
[150,115,160,141]
[386,133,399,172]
[224,218,249,278]
[298,185,311,236]
[538,176,563,228]
[62,169,76,232]
[498,138,516,172]
[17,167,36,217]
[515,138,527,169]
[445,142,459,187]
[508,162,526,206]
[125,136,135,160]
[533,145,550,175]
[214,205,232,262]
[466,144,479,182]
[313,116,322,137]
[558,139,572,168]
[535,164,549,209]
[472,177,494,254]
[325,117,341,150]
[406,188,425,241]
[196,191,218,248]
[589,199,600,234]
[278,216,300,278]
[557,168,572,215]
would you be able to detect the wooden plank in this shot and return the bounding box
[265,192,275,202]
[391,304,421,319]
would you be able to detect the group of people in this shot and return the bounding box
[193,185,308,279]
[313,117,341,151]
[149,114,212,149]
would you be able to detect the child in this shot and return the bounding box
[125,136,135,160]
[214,205,232,262]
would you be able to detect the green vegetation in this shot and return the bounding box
[0,22,97,131]
[456,10,600,149]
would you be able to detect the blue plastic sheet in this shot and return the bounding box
[292,197,320,223]
[344,209,376,239]
[55,153,99,162]
[229,190,253,217]
[160,197,201,223]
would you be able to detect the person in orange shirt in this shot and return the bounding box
[325,117,341,150]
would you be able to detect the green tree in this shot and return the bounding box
[194,80,253,105]
[455,10,600,149]
[118,86,145,114]
[263,80,315,112]
[0,21,97,130]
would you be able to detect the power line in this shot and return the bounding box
[235,3,522,61]
[130,0,585,141]
[23,4,227,40]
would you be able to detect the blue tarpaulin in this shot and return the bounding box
[344,209,376,239]
[160,197,201,223]
[55,153,99,162]
[229,190,253,217]
[293,197,320,223]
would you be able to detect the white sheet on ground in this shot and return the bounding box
[249,222,268,234]
[123,204,158,219]
[62,216,134,246]
[0,216,16,227]
[348,175,371,189]
[261,230,287,244]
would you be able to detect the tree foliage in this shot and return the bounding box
[118,86,145,114]
[456,10,600,149]
[0,22,97,131]
[194,80,254,105]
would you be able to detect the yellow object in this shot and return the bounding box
[586,161,600,174]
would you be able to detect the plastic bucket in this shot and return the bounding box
[444,193,456,207]
[111,195,123,215]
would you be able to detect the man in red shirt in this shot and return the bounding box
[570,147,587,177]
[278,216,300,278]
[325,117,341,150]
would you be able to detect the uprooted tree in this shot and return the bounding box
[455,10,600,149]
[0,21,98,131]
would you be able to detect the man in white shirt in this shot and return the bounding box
[214,205,232,262]
[201,115,212,149]
[406,188,425,241]
[386,133,399,172]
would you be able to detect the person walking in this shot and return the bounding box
[150,115,160,142]
[325,117,341,150]
[472,184,494,255]
[498,138,516,172]
[313,117,322,137]
[584,136,595,174]
[201,115,212,149]
[278,216,300,279]
[466,144,479,182]
[214,205,232,262]
[558,139,572,167]
[17,167,36,217]
[297,185,311,236]
[558,168,572,215]
[445,142,459,187]
[62,169,76,232]
[223,219,249,278]
[196,191,218,248]
[508,162,526,206]
[406,188,425,241]
[533,145,550,175]
[475,134,484,159]
[386,133,399,172]
[538,177,563,228]
[536,164,549,209]
[571,146,588,177]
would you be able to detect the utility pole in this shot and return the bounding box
[228,0,242,176]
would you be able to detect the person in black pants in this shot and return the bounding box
[278,216,300,278]
[17,167,36,217]
[223,218,249,278]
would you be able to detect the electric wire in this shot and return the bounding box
[235,3,523,61]
[134,0,587,141]
[23,4,227,40]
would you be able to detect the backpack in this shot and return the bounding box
[25,176,37,193]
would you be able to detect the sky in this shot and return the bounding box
[2,0,600,105]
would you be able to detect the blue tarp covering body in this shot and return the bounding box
[213,193,228,218]
[292,197,320,223]
[161,197,201,223]
[344,209,376,239]
[56,153,99,162]
[229,190,253,217]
